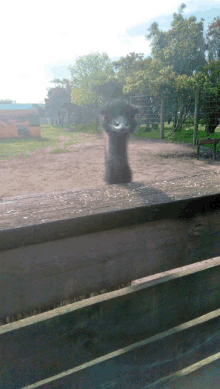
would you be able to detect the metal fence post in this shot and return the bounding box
[193,85,199,147]
[160,95,164,140]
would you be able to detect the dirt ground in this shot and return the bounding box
[1,133,220,200]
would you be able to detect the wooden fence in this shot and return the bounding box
[0,190,220,388]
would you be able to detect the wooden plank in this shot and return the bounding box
[1,182,220,234]
[197,139,219,145]
[1,192,220,251]
[1,207,220,320]
[28,318,220,389]
[147,352,220,389]
[0,257,220,388]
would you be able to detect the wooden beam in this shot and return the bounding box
[29,334,220,388]
[1,204,220,320]
[1,257,220,388]
[1,192,220,251]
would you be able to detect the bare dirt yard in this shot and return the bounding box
[1,133,220,230]
[1,133,220,198]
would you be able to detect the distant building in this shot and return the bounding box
[0,104,41,139]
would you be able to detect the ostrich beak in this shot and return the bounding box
[110,116,130,131]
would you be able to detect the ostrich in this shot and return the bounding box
[100,99,139,185]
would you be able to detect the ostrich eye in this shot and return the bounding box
[112,116,128,126]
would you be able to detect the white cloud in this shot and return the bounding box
[0,0,211,103]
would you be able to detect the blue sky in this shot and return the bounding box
[0,0,219,104]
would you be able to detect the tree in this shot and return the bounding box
[45,79,78,126]
[68,52,114,105]
[34,103,46,118]
[199,61,220,134]
[171,59,220,135]
[206,16,220,62]
[45,87,71,125]
[126,3,207,132]
[92,81,126,103]
[174,16,220,135]
[123,55,180,128]
[146,4,206,77]
[163,12,220,135]
[68,52,115,127]
[112,52,145,85]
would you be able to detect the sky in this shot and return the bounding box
[0,0,220,105]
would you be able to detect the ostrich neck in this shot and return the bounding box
[107,133,129,163]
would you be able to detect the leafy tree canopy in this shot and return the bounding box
[146,3,206,77]
[68,52,114,106]
[112,52,145,85]
[206,16,220,62]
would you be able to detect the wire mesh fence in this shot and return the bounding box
[130,84,220,137]
[130,89,220,160]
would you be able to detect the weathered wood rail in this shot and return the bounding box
[197,138,220,160]
[0,189,220,388]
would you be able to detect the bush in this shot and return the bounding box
[182,115,194,130]
[69,121,102,134]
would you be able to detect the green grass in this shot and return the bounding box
[0,123,100,159]
[50,147,70,154]
[135,122,220,152]
[71,121,101,134]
